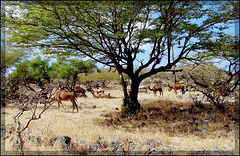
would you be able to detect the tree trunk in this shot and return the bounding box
[120,73,141,117]
[72,75,77,97]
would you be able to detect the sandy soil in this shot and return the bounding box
[1,85,238,155]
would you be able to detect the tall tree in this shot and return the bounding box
[3,1,238,117]
[28,56,51,87]
[50,59,96,90]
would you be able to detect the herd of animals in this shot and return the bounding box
[39,82,238,112]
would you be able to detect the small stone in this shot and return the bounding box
[60,136,71,146]
[45,137,58,147]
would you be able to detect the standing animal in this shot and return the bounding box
[168,83,185,95]
[49,89,78,112]
[74,86,87,97]
[148,85,163,96]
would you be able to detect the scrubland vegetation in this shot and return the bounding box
[2,82,239,155]
[1,1,239,155]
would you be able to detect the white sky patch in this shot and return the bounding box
[211,58,230,70]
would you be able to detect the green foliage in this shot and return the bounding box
[28,56,51,80]
[1,48,29,74]
[178,64,227,86]
[50,61,72,80]
[10,57,97,88]
[3,1,238,116]
[178,63,235,111]
[4,1,238,66]
[12,60,30,81]
[78,68,122,84]
[50,58,97,88]
[51,59,96,79]
[156,80,162,86]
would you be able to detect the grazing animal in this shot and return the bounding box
[168,83,185,95]
[49,89,78,112]
[74,86,87,97]
[148,85,163,96]
[90,90,111,98]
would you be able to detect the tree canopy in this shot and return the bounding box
[2,1,239,116]
[50,59,97,89]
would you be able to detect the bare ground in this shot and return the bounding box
[1,85,239,155]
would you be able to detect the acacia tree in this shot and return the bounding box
[181,34,239,112]
[50,59,96,91]
[187,34,239,90]
[3,1,238,117]
[11,56,52,91]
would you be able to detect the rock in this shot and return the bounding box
[45,137,58,147]
[161,148,174,155]
[186,150,233,155]
[128,140,135,151]
[60,136,71,147]
[115,148,125,155]
[13,140,20,150]
[147,148,173,155]
[141,139,162,149]
[27,135,42,144]
[109,141,122,151]
[147,148,158,155]
[88,142,100,153]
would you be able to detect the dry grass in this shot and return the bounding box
[1,85,239,154]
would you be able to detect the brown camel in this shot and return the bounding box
[74,86,87,97]
[90,90,111,98]
[49,89,78,112]
[168,83,185,95]
[148,85,163,96]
